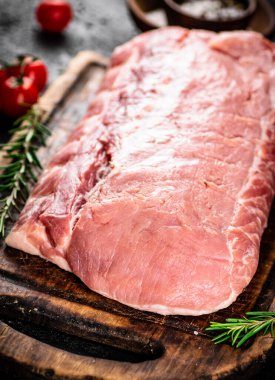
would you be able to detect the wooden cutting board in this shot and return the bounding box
[0,51,274,380]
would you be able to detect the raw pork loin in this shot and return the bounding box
[6,28,275,315]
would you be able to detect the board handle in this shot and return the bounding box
[0,319,166,379]
[0,275,164,358]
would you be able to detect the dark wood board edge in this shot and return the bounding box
[0,262,274,379]
[38,51,109,120]
[0,317,274,380]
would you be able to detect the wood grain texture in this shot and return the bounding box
[0,51,274,380]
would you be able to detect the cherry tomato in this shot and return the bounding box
[1,76,39,118]
[7,56,48,91]
[36,0,73,33]
[0,67,7,87]
[6,64,21,78]
[0,66,8,113]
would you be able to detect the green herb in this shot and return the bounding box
[0,106,50,238]
[206,311,275,348]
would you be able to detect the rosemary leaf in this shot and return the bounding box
[206,311,275,348]
[0,105,50,238]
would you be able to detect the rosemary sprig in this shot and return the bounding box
[206,311,275,348]
[0,106,50,238]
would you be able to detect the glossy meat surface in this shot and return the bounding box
[6,28,275,315]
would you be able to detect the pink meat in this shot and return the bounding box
[6,28,275,315]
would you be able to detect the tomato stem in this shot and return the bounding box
[15,75,24,86]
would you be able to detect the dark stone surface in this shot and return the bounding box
[0,0,138,82]
[0,1,275,378]
[0,0,139,141]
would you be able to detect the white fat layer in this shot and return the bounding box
[94,288,239,316]
[226,67,275,297]
[6,230,71,272]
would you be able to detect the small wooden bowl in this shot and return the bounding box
[127,0,164,31]
[126,0,275,36]
[163,0,257,32]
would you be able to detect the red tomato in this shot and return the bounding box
[1,76,39,118]
[24,59,48,91]
[0,66,8,113]
[36,0,73,33]
[0,67,7,86]
[6,64,21,78]
[7,56,48,91]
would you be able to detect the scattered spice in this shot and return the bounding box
[176,0,247,21]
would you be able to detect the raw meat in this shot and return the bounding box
[6,27,275,315]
